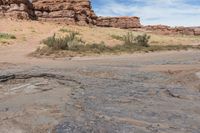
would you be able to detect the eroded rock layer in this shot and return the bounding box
[143,25,200,36]
[0,0,34,19]
[32,0,97,25]
[97,16,141,29]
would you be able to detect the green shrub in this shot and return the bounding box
[0,33,16,39]
[112,32,151,47]
[134,34,150,47]
[42,33,84,50]
[123,32,136,46]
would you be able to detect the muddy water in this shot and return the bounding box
[0,51,200,133]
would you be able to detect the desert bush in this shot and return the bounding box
[122,32,136,46]
[112,32,151,47]
[0,33,16,39]
[43,33,111,53]
[134,34,150,47]
[42,33,84,50]
[123,32,150,47]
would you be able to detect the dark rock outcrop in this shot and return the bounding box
[0,0,34,19]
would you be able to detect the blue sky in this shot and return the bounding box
[91,0,200,26]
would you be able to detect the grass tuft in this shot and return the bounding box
[59,28,80,35]
[0,33,16,40]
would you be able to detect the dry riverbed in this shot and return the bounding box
[0,50,200,133]
[0,19,200,133]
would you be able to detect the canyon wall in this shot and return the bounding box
[32,0,97,25]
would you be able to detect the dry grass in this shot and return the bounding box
[0,18,58,45]
[58,26,200,46]
[33,31,200,57]
[1,18,200,46]
[0,33,16,45]
[1,18,200,57]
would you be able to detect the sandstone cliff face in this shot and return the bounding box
[97,17,141,29]
[0,0,34,19]
[32,0,97,25]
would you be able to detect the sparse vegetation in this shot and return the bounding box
[41,33,110,53]
[42,32,84,50]
[34,32,200,57]
[134,34,151,47]
[0,33,16,40]
[123,32,136,45]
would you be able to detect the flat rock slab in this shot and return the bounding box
[0,51,200,133]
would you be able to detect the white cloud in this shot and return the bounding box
[93,0,200,26]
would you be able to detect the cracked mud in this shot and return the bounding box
[0,51,200,133]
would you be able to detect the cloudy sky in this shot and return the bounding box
[91,0,200,26]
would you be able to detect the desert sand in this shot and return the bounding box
[0,18,200,133]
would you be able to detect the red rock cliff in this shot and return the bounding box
[0,0,142,28]
[97,16,141,29]
[32,0,97,25]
